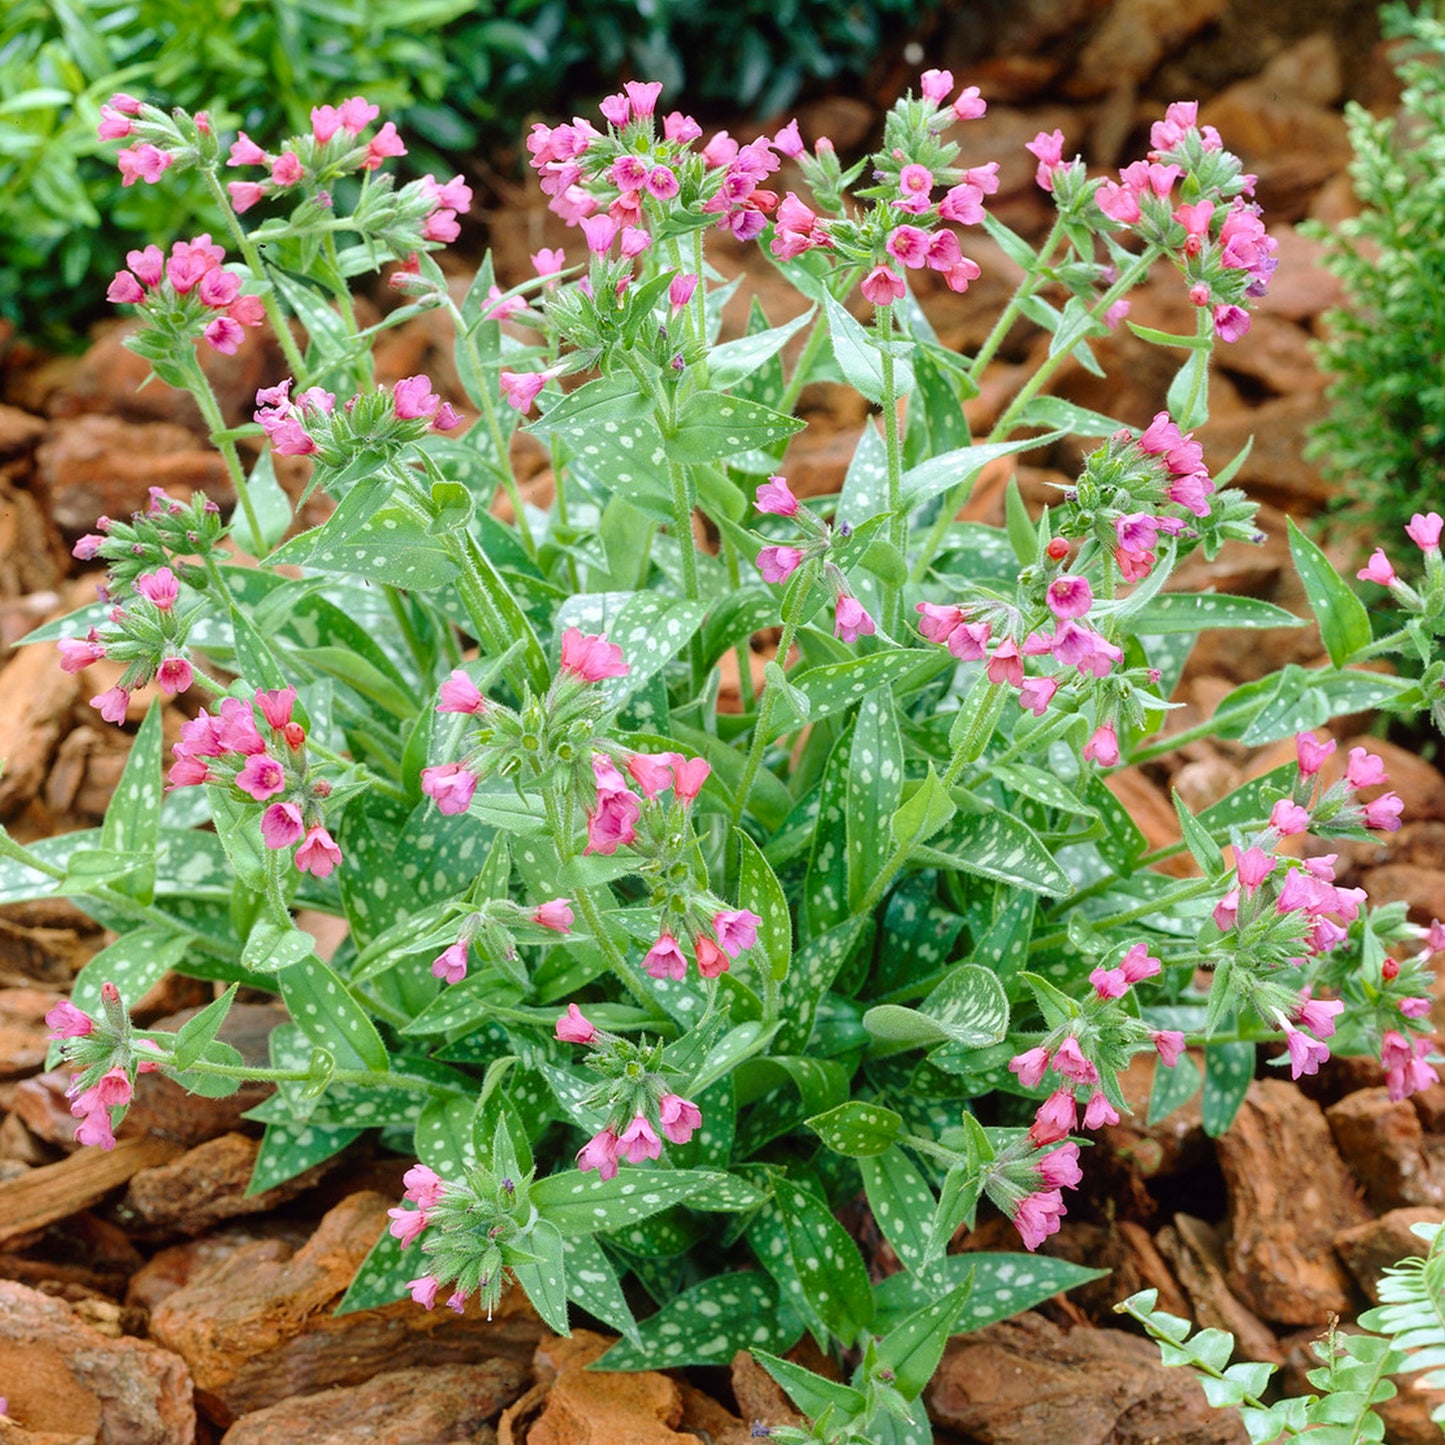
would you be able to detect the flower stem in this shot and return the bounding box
[187,364,265,553]
[878,302,907,634]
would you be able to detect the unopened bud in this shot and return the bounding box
[283,721,306,751]
[1382,956,1400,981]
[1045,537,1070,561]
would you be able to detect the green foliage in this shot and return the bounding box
[1119,1228,1445,1442]
[1308,3,1445,564]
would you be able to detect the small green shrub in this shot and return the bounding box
[1308,2,1445,569]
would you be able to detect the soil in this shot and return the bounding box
[2,5,1444,1443]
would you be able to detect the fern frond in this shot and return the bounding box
[1358,1223,1445,1430]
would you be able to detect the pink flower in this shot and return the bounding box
[599,93,631,127]
[294,826,342,878]
[1295,732,1336,777]
[1357,549,1397,587]
[1104,299,1131,332]
[1012,1187,1066,1251]
[1018,675,1059,717]
[577,1128,621,1180]
[659,1094,702,1145]
[1119,943,1161,984]
[393,375,441,421]
[645,934,687,981]
[757,546,804,584]
[1008,1046,1052,1090]
[555,1003,597,1043]
[1213,305,1251,343]
[135,566,179,609]
[1052,1035,1098,1086]
[668,274,698,313]
[57,636,104,674]
[1296,993,1345,1039]
[559,628,629,682]
[1235,846,1275,893]
[1406,512,1443,552]
[155,656,193,696]
[204,317,245,355]
[1095,181,1141,224]
[90,686,130,725]
[421,763,477,815]
[626,752,676,798]
[106,269,145,304]
[1382,1031,1440,1103]
[1046,575,1093,619]
[1036,1141,1082,1190]
[861,264,905,307]
[1212,887,1240,932]
[1280,1017,1329,1080]
[671,755,710,802]
[271,151,303,187]
[886,225,931,269]
[1090,966,1127,1000]
[217,697,266,755]
[229,132,268,166]
[1083,1091,1120,1129]
[1029,1089,1078,1146]
[1344,747,1387,789]
[584,787,641,856]
[534,899,574,933]
[117,143,172,186]
[1082,724,1119,768]
[387,1206,427,1248]
[431,940,469,986]
[580,214,617,254]
[437,670,485,715]
[756,476,799,516]
[401,1164,445,1209]
[947,621,992,662]
[1401,997,1433,1020]
[338,96,380,133]
[260,802,305,850]
[407,1275,440,1310]
[919,68,953,104]
[618,1114,662,1164]
[835,596,876,644]
[714,909,761,958]
[938,183,984,225]
[953,86,986,120]
[45,1000,93,1040]
[1153,1029,1187,1068]
[1363,793,1404,832]
[1269,799,1310,836]
[235,753,286,802]
[664,111,702,143]
[646,165,679,200]
[695,935,729,978]
[1025,129,1066,189]
[499,370,548,413]
[623,80,663,118]
[986,638,1023,687]
[363,122,406,170]
[74,1108,116,1150]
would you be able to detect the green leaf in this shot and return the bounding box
[823,291,914,404]
[773,1177,875,1344]
[890,766,957,854]
[1166,347,1209,430]
[878,1283,973,1401]
[599,1274,804,1371]
[774,650,951,737]
[1127,592,1306,633]
[230,448,291,555]
[289,505,459,590]
[804,726,852,937]
[807,1100,904,1157]
[873,1252,1109,1334]
[414,1092,479,1177]
[735,831,791,983]
[755,1349,868,1422]
[708,306,815,389]
[1084,775,1147,875]
[919,964,1010,1048]
[918,809,1072,897]
[561,1234,639,1344]
[1148,1051,1201,1125]
[1126,321,1214,350]
[838,420,890,522]
[1287,518,1373,666]
[898,432,1065,513]
[775,916,868,1053]
[171,984,238,1071]
[511,1216,570,1335]
[277,956,390,1073]
[248,1119,363,1197]
[1201,1041,1256,1137]
[530,1168,716,1235]
[98,701,163,902]
[848,692,904,912]
[335,1224,414,1314]
[1173,791,1225,876]
[65,927,192,1034]
[862,1147,938,1275]
[667,391,807,464]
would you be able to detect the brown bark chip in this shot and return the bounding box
[218,1360,526,1445]
[1333,1207,1445,1304]
[147,1191,545,1426]
[1217,1079,1371,1324]
[925,1310,1247,1444]
[0,1279,194,1444]
[0,641,79,819]
[1327,1087,1445,1210]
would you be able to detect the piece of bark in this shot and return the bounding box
[218,1361,525,1445]
[1334,1207,1445,1305]
[0,1135,182,1246]
[1155,1214,1283,1364]
[731,1349,807,1435]
[0,1279,194,1444]
[1217,1079,1371,1325]
[0,640,80,818]
[147,1191,546,1426]
[926,1309,1248,1444]
[114,1131,338,1238]
[1327,1087,1445,1210]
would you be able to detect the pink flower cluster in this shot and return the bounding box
[586,749,710,857]
[1358,511,1443,589]
[168,687,342,877]
[1010,1141,1083,1251]
[106,237,264,355]
[391,1165,475,1313]
[700,134,782,243]
[644,906,761,983]
[252,374,460,459]
[67,1064,132,1150]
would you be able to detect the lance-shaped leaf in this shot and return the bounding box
[861,1147,938,1276]
[665,391,806,464]
[98,701,163,902]
[823,291,915,404]
[531,1168,739,1236]
[1288,517,1373,667]
[876,1282,973,1401]
[511,1216,570,1335]
[807,1100,904,1158]
[278,955,390,1073]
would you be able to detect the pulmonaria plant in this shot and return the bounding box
[13,75,1441,1443]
